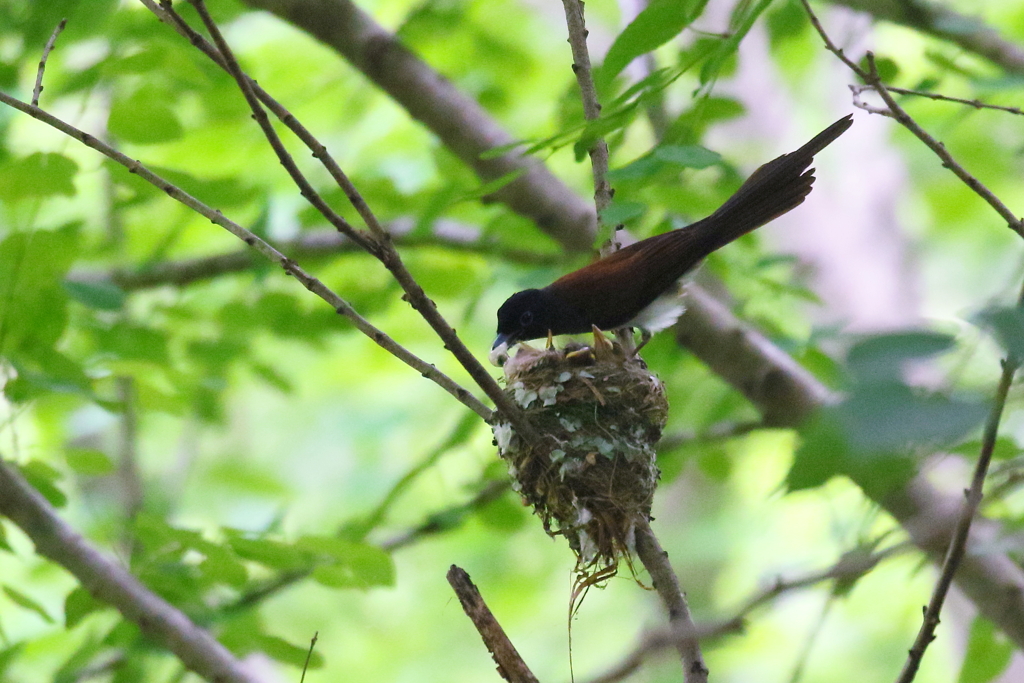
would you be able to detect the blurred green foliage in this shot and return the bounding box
[0,0,1022,682]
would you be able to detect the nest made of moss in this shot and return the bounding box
[492,335,668,576]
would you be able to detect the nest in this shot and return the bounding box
[492,335,668,579]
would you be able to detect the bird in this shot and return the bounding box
[489,114,853,366]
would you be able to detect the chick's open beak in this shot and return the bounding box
[489,333,512,367]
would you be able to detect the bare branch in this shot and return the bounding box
[674,286,1024,649]
[559,0,613,217]
[582,540,910,683]
[0,457,260,683]
[32,18,66,107]
[223,479,510,615]
[829,0,1024,74]
[801,0,1024,238]
[850,83,1024,117]
[70,222,562,292]
[633,519,708,683]
[115,377,144,553]
[299,632,318,683]
[237,0,597,252]
[0,89,493,422]
[171,0,538,440]
[895,285,1024,683]
[447,565,539,683]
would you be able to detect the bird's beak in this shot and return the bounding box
[489,333,512,367]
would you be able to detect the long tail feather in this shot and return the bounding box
[695,114,853,253]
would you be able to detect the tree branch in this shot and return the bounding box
[583,540,911,683]
[828,0,1024,74]
[167,0,538,440]
[895,283,1024,683]
[68,222,562,292]
[0,457,259,683]
[236,0,596,252]
[447,565,539,683]
[32,18,66,107]
[559,0,613,217]
[213,0,1024,652]
[674,287,1024,649]
[849,83,1024,117]
[0,89,493,423]
[633,519,709,683]
[801,0,1024,238]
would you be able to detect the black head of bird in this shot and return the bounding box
[490,114,854,366]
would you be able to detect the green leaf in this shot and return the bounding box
[0,522,10,553]
[299,536,395,589]
[146,166,259,208]
[9,348,92,397]
[108,87,183,144]
[475,493,527,532]
[978,306,1024,357]
[788,412,848,491]
[199,546,248,587]
[54,633,105,683]
[227,536,308,570]
[254,634,324,669]
[0,153,78,202]
[0,644,24,678]
[3,585,54,623]
[600,0,709,85]
[65,449,116,476]
[840,383,987,453]
[951,436,1019,461]
[788,407,918,497]
[573,105,639,161]
[958,617,1013,683]
[846,331,956,382]
[64,587,104,628]
[18,460,67,508]
[654,144,722,169]
[700,0,774,86]
[460,169,526,202]
[95,323,169,364]
[608,155,665,182]
[863,55,900,83]
[63,279,127,310]
[599,201,646,227]
[0,228,77,355]
[766,0,808,45]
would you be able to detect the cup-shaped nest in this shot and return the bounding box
[492,336,668,572]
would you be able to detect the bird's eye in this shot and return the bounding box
[519,311,534,327]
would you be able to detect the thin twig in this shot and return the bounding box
[829,0,1024,75]
[299,632,318,683]
[447,565,539,683]
[559,0,631,350]
[800,0,1024,239]
[0,457,258,683]
[676,285,1024,649]
[182,0,376,251]
[633,518,708,683]
[582,540,912,683]
[181,0,538,439]
[32,18,67,107]
[69,224,562,292]
[559,0,613,218]
[146,0,597,252]
[895,283,1024,683]
[0,89,493,422]
[115,377,144,554]
[221,479,511,616]
[849,84,1024,117]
